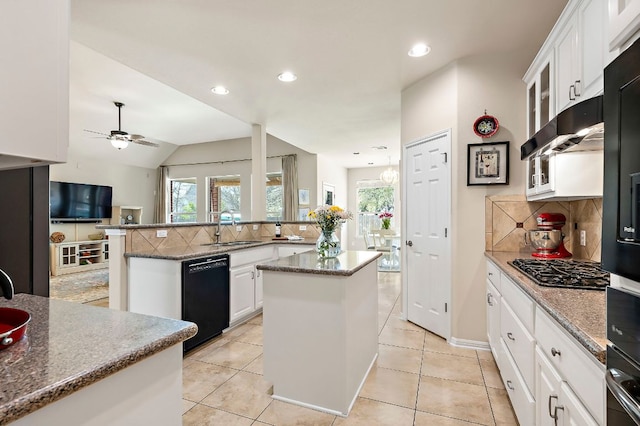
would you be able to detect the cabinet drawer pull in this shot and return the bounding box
[551,347,561,357]
[506,380,514,390]
[507,332,515,341]
[487,293,493,306]
[569,84,576,101]
[554,404,564,425]
[574,79,581,97]
[488,271,493,276]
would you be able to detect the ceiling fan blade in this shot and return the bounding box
[83,129,110,137]
[130,138,159,148]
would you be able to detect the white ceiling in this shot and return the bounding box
[69,0,568,170]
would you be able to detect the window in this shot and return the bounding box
[170,178,197,223]
[266,173,283,221]
[208,176,241,223]
[356,181,394,236]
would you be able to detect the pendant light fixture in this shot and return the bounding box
[379,156,398,185]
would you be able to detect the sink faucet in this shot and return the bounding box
[0,268,14,300]
[215,210,235,244]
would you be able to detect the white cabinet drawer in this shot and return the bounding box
[500,338,535,425]
[487,260,500,290]
[229,246,276,268]
[501,297,536,393]
[501,274,534,332]
[535,308,605,425]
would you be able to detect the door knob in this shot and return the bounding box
[406,240,413,247]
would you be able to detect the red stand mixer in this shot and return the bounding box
[529,213,572,258]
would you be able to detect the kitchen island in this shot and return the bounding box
[257,250,381,416]
[0,294,197,425]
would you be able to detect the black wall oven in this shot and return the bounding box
[603,37,640,283]
[607,287,640,424]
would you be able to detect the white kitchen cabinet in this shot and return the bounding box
[0,0,69,170]
[277,245,314,258]
[487,261,504,369]
[535,308,604,425]
[535,347,599,426]
[229,264,257,323]
[608,0,640,50]
[555,0,606,113]
[525,150,603,201]
[229,246,277,325]
[501,339,537,423]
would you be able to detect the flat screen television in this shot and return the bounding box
[50,181,113,221]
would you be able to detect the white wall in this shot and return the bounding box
[346,166,401,251]
[401,49,529,342]
[163,134,317,222]
[50,151,157,227]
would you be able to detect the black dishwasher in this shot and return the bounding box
[182,254,230,352]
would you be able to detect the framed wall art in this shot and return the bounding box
[467,141,509,186]
[298,189,310,206]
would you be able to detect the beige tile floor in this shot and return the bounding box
[181,272,518,425]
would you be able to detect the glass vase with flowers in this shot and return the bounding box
[308,205,353,258]
[379,211,393,230]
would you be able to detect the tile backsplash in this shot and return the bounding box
[485,195,602,262]
[126,222,322,253]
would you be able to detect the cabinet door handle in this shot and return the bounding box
[487,293,493,306]
[406,240,413,247]
[574,79,581,97]
[548,394,559,419]
[488,271,493,276]
[531,173,537,187]
[506,380,515,390]
[551,347,561,357]
[251,271,255,280]
[507,332,515,341]
[569,84,576,101]
[554,404,564,425]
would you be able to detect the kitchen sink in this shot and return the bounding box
[202,241,262,247]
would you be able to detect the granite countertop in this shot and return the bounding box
[124,238,315,261]
[0,294,197,424]
[257,250,382,276]
[485,251,606,364]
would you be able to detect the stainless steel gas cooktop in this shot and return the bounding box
[508,258,610,290]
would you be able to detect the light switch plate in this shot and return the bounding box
[299,225,307,231]
[580,230,586,246]
[236,225,242,232]
[157,230,168,238]
[253,224,259,231]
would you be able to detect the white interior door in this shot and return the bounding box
[404,130,451,339]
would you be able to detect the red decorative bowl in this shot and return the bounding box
[0,308,31,350]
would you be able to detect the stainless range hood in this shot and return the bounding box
[520,95,603,160]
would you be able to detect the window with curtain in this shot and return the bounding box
[356,180,395,236]
[207,176,241,223]
[266,172,283,221]
[169,178,197,223]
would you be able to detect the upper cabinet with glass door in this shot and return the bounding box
[525,59,554,138]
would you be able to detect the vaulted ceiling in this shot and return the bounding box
[69,0,568,169]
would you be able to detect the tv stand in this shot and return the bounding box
[50,239,109,276]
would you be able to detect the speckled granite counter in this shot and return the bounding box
[125,238,314,261]
[257,250,382,276]
[0,294,197,424]
[485,251,606,364]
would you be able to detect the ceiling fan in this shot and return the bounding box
[84,102,159,150]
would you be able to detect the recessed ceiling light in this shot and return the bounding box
[372,145,388,150]
[278,71,297,82]
[368,162,374,165]
[211,86,229,95]
[353,152,360,155]
[408,43,431,57]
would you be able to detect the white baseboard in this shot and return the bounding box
[449,336,490,351]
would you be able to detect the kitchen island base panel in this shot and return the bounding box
[11,345,183,425]
[263,260,379,416]
[271,353,377,417]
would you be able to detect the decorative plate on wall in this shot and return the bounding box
[473,113,499,138]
